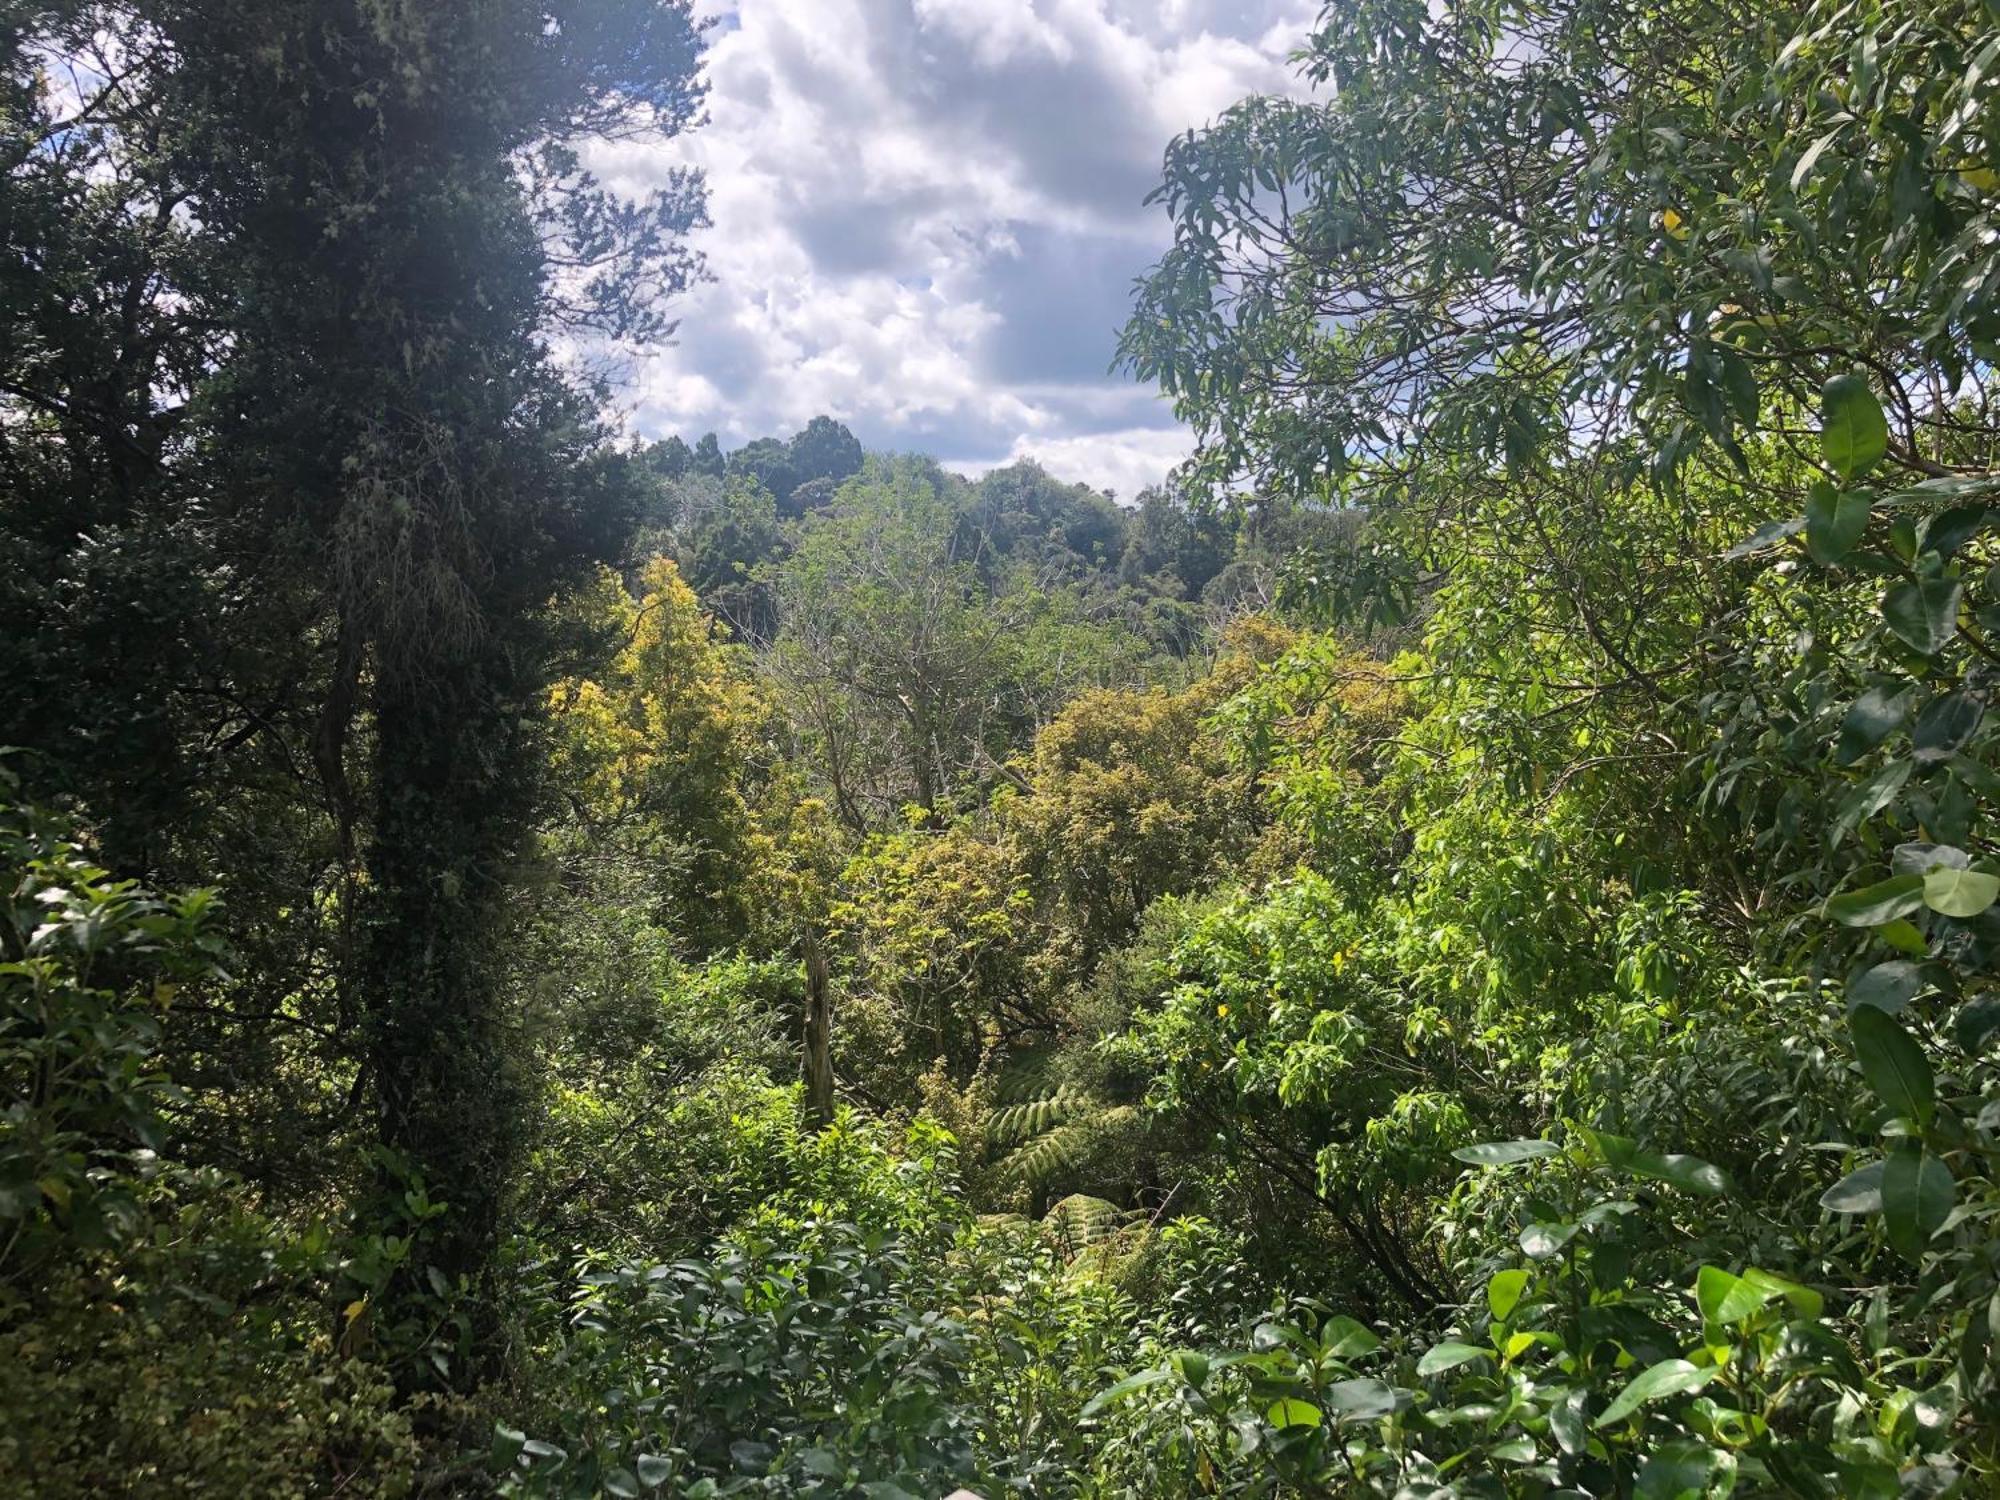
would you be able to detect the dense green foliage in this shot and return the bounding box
[5,0,2000,1494]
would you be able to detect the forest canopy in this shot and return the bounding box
[3,0,1998,1496]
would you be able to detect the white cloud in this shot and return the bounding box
[589,0,1321,495]
[950,424,1196,502]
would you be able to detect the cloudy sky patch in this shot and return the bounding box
[588,0,1318,497]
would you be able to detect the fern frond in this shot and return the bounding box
[996,1117,1096,1187]
[985,1088,1087,1148]
[991,1050,1062,1105]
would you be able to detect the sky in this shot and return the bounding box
[584,0,1322,499]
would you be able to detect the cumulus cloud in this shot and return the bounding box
[585,0,1319,496]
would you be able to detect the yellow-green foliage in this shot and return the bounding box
[547,558,775,948]
[0,1250,419,1500]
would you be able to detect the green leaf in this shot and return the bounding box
[1923,866,2000,918]
[1740,1266,1824,1321]
[1956,994,2000,1053]
[1322,1377,1399,1421]
[1850,1004,1935,1123]
[1081,1365,1172,1416]
[1549,1388,1588,1454]
[1822,373,1888,480]
[1820,1160,1885,1214]
[1266,1397,1322,1429]
[797,1450,842,1479]
[635,1454,674,1487]
[1696,1264,1776,1327]
[1487,1268,1529,1322]
[1881,1142,1955,1259]
[1520,1221,1578,1259]
[1630,1147,1731,1196]
[491,1424,527,1469]
[1805,482,1870,565]
[1488,1434,1538,1463]
[1636,1439,1731,1500]
[1723,514,1804,559]
[1892,840,1969,876]
[603,1469,643,1499]
[1452,1138,1561,1166]
[1877,918,1928,955]
[1417,1341,1487,1376]
[1825,874,1924,926]
[1836,685,1912,764]
[1831,760,1912,845]
[1920,505,1992,560]
[1912,692,1984,763]
[1584,1127,1729,1194]
[1846,959,1923,1014]
[1594,1359,1716,1428]
[1882,577,1962,656]
[1320,1315,1381,1357]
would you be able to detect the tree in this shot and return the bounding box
[787,415,864,492]
[691,431,726,477]
[1121,0,1997,510]
[547,559,770,954]
[727,436,797,508]
[686,475,784,641]
[770,463,1025,823]
[129,0,708,1369]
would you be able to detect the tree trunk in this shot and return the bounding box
[802,927,835,1127]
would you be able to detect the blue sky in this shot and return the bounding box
[585,0,1320,497]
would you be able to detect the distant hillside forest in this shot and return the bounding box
[4,0,1999,1497]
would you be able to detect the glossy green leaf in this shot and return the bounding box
[1892,840,1969,875]
[1636,1439,1731,1500]
[1549,1388,1588,1454]
[1487,1268,1529,1322]
[1805,482,1869,565]
[1912,692,1984,763]
[1081,1365,1172,1416]
[1957,994,2000,1054]
[1266,1397,1322,1429]
[635,1454,674,1487]
[1740,1266,1824,1320]
[1723,514,1804,559]
[1876,918,1929,955]
[1820,1160,1885,1214]
[1881,1142,1955,1259]
[1836,685,1912,764]
[1923,866,2000,919]
[1830,760,1912,845]
[1850,1004,1934,1123]
[1631,1147,1730,1196]
[1319,1315,1381,1357]
[1520,1220,1578,1259]
[1881,577,1961,656]
[1417,1341,1487,1376]
[1846,959,1923,1014]
[1322,1377,1399,1421]
[1825,874,1924,926]
[1822,373,1888,480]
[1452,1138,1561,1166]
[1696,1264,1775,1326]
[1594,1359,1715,1428]
[491,1424,527,1468]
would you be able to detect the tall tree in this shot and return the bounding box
[35,0,713,1364]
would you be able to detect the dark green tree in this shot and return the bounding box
[786,414,864,491]
[32,0,714,1371]
[727,435,798,508]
